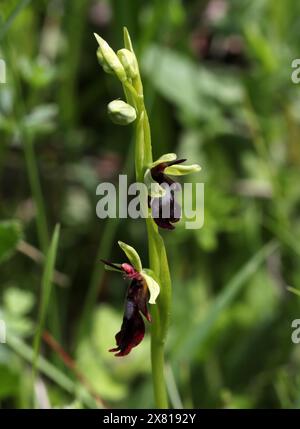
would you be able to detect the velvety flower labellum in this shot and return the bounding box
[101,260,151,356]
[149,158,186,230]
[150,182,182,230]
[145,154,201,230]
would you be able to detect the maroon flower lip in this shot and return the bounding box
[109,302,145,356]
[149,159,186,230]
[101,260,151,357]
[150,193,181,230]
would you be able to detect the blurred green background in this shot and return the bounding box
[1,0,300,409]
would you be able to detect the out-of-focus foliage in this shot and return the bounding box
[0,220,22,262]
[0,0,300,409]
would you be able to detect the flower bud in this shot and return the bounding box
[107,100,137,125]
[97,47,114,74]
[117,48,138,79]
[94,33,126,82]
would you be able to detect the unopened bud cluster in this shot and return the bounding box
[94,33,139,126]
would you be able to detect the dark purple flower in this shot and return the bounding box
[145,154,201,230]
[101,260,151,357]
[148,159,185,230]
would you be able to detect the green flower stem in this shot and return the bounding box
[146,219,170,408]
[150,305,168,408]
[128,34,171,407]
[23,139,50,254]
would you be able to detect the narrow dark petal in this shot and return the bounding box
[166,158,187,166]
[100,259,122,271]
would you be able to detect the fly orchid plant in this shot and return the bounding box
[94,29,200,408]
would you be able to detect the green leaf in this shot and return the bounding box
[146,221,172,339]
[118,241,142,272]
[142,45,243,121]
[0,220,22,263]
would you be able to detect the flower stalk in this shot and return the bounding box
[94,28,171,407]
[123,29,171,408]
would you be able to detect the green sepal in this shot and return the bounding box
[165,163,201,176]
[118,241,142,272]
[150,153,177,169]
[141,269,160,304]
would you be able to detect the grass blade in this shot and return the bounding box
[165,364,183,409]
[33,224,60,376]
[287,286,300,298]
